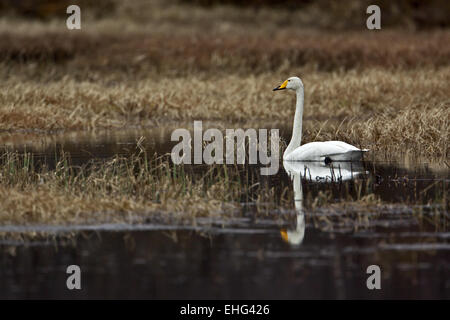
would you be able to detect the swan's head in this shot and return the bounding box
[273,76,303,91]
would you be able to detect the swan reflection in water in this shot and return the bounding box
[281,161,368,246]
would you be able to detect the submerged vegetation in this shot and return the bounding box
[0,148,237,225]
[0,147,446,228]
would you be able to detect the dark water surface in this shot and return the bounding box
[0,127,448,299]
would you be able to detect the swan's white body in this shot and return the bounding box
[273,76,368,162]
[284,141,365,161]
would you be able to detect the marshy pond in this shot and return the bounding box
[0,124,448,299]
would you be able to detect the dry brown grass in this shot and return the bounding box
[0,68,448,158]
[3,0,450,30]
[0,2,449,160]
[1,1,450,75]
[2,30,449,76]
[0,2,447,232]
[0,149,445,228]
[0,151,243,225]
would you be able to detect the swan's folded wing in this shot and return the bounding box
[284,141,366,161]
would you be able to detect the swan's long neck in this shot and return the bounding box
[284,86,304,158]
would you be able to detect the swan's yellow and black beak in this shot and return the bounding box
[273,79,288,91]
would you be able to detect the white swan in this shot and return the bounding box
[273,77,368,162]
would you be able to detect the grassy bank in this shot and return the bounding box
[1,68,448,158]
[0,1,449,160]
[0,1,449,159]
